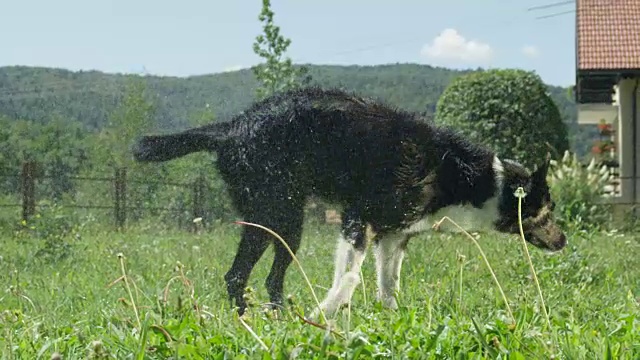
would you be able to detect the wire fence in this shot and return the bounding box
[0,161,208,231]
[3,160,630,231]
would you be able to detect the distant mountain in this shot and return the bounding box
[0,63,590,154]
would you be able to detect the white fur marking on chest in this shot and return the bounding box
[403,195,501,235]
[403,155,505,235]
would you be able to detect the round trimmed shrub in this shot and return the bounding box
[434,69,569,168]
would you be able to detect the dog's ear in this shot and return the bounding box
[532,152,551,185]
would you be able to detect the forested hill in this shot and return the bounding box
[0,63,581,145]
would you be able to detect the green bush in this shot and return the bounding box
[434,69,569,168]
[18,200,91,262]
[547,151,612,232]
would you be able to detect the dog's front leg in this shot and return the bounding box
[373,233,408,310]
[313,238,365,316]
[311,211,367,319]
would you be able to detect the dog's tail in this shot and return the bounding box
[132,122,231,163]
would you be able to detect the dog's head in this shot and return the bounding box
[494,155,567,252]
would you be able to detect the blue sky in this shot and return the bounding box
[1,0,576,86]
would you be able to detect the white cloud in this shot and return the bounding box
[521,45,540,58]
[421,28,493,64]
[222,65,245,72]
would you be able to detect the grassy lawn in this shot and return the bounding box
[1,219,639,359]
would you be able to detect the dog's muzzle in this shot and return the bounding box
[524,222,567,252]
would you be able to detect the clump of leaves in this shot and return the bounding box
[13,200,89,262]
[547,150,612,231]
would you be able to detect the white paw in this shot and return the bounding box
[338,271,361,293]
[310,271,361,320]
[309,289,338,321]
[378,294,398,310]
[307,305,324,322]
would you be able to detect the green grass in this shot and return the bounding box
[1,219,639,359]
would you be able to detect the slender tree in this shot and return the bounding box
[105,75,155,169]
[252,0,311,99]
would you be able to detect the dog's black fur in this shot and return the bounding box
[133,87,566,315]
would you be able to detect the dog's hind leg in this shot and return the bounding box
[224,225,271,315]
[373,233,409,310]
[312,209,367,319]
[264,205,304,309]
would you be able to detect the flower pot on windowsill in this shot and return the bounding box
[599,128,614,137]
[592,141,616,155]
[597,121,615,136]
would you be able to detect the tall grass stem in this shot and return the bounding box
[433,217,515,323]
[515,188,552,330]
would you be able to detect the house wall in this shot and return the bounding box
[635,79,640,204]
[617,78,640,204]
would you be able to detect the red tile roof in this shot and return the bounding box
[577,0,640,70]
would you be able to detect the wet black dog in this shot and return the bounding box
[133,87,566,317]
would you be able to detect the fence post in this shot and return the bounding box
[114,167,127,230]
[192,172,205,232]
[21,161,36,222]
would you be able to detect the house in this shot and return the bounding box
[575,0,640,205]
